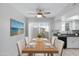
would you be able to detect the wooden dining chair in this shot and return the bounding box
[24,37,29,46]
[44,40,51,48]
[25,38,37,56]
[16,39,28,56]
[53,39,64,56]
[28,38,36,47]
[51,36,58,46]
[43,38,48,40]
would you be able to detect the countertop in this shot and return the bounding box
[54,34,79,37]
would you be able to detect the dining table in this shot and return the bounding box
[22,38,58,56]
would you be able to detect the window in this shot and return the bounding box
[29,22,49,39]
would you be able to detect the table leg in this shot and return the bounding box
[50,53,53,56]
[47,53,50,56]
[28,53,33,56]
[33,53,35,56]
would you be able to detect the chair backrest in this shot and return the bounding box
[54,39,64,56]
[25,37,29,46]
[51,36,57,46]
[43,38,48,40]
[16,39,26,56]
[29,38,36,43]
[44,42,51,48]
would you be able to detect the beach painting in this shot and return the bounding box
[10,19,24,36]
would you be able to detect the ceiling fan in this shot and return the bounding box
[27,8,51,18]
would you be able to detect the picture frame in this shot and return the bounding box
[10,18,24,36]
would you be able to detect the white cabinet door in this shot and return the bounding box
[74,20,79,30]
[67,37,79,48]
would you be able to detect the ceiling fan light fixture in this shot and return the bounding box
[37,14,42,18]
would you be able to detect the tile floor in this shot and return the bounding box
[62,48,79,56]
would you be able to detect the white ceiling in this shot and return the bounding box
[10,3,78,19]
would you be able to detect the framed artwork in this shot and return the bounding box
[10,19,24,36]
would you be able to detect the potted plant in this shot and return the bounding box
[37,33,42,38]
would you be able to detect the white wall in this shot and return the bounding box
[74,20,79,30]
[54,20,62,31]
[0,4,26,56]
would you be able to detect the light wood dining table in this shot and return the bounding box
[22,38,58,56]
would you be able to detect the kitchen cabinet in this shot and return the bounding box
[74,20,79,30]
[67,37,79,48]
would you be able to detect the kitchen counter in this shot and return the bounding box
[54,34,79,37]
[53,34,79,48]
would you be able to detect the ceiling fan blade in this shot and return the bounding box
[44,12,51,14]
[42,14,46,18]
